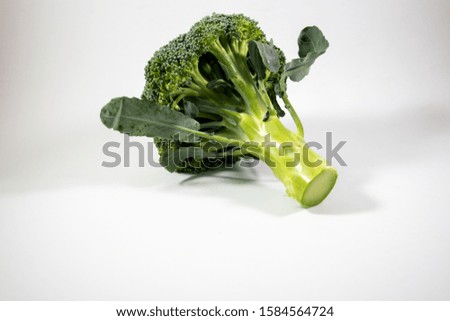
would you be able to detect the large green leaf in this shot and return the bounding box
[280,26,329,92]
[298,26,329,58]
[100,97,200,142]
[248,41,280,79]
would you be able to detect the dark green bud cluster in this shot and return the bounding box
[142,13,266,106]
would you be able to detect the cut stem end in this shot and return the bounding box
[300,167,338,207]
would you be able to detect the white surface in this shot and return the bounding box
[1,0,449,300]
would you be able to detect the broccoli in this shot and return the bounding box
[100,13,337,207]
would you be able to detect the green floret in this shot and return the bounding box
[101,13,337,207]
[143,13,267,106]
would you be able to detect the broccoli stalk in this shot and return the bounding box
[100,13,337,207]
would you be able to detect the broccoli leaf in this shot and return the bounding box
[280,26,329,92]
[183,101,199,118]
[256,41,281,73]
[284,58,314,82]
[100,97,200,142]
[248,41,266,79]
[298,26,329,58]
[248,41,280,79]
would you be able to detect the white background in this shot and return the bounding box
[1,0,449,300]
